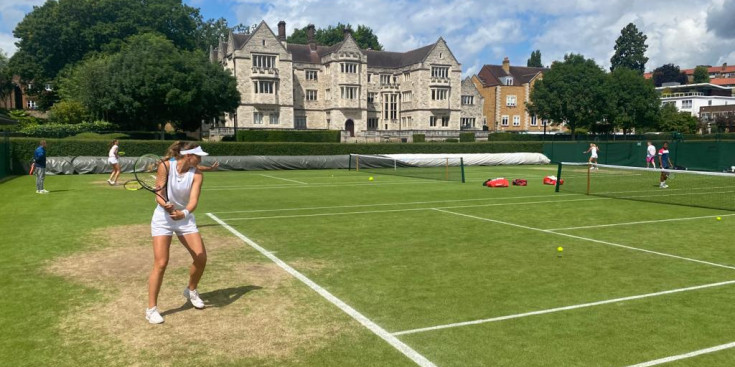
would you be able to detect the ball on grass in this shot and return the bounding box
[557,246,564,252]
[369,176,374,181]
[716,216,722,221]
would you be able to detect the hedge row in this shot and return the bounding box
[9,138,543,171]
[236,130,341,142]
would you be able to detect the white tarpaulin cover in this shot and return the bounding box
[383,153,550,166]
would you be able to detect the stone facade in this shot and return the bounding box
[460,77,485,130]
[472,57,559,133]
[212,21,475,137]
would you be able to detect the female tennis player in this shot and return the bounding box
[584,143,600,170]
[107,139,121,185]
[145,143,209,324]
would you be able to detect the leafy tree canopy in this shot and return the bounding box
[0,49,13,108]
[692,65,710,83]
[607,68,660,134]
[194,17,250,52]
[658,103,697,133]
[527,50,542,67]
[610,22,649,74]
[527,53,609,137]
[59,33,240,131]
[652,63,688,87]
[10,0,202,82]
[287,23,383,50]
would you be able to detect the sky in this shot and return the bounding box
[1,0,734,77]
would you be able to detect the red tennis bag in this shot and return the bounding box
[512,179,527,186]
[543,175,564,185]
[485,178,509,187]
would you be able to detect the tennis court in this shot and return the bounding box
[2,164,734,366]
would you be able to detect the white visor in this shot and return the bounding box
[180,146,209,156]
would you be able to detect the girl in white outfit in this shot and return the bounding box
[146,143,208,324]
[584,143,600,170]
[107,139,121,185]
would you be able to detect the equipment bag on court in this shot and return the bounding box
[486,178,509,187]
[512,178,527,186]
[543,175,564,185]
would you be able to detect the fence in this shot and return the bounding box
[0,132,9,180]
[543,140,735,172]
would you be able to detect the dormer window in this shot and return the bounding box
[502,77,514,85]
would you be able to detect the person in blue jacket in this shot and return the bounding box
[33,140,49,194]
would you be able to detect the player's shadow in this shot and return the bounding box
[160,285,262,316]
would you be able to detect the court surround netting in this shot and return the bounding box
[348,154,465,182]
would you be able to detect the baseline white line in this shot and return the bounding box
[219,197,606,221]
[392,279,735,336]
[206,213,436,367]
[258,174,308,184]
[213,193,581,214]
[625,341,735,367]
[432,208,735,271]
[549,213,735,231]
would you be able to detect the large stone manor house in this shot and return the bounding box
[210,21,485,137]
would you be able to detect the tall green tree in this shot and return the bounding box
[194,16,249,52]
[59,33,240,131]
[652,63,688,87]
[607,68,660,134]
[527,54,609,137]
[610,23,649,74]
[692,65,710,83]
[287,23,383,50]
[527,50,542,67]
[0,49,13,109]
[10,0,201,82]
[658,103,697,133]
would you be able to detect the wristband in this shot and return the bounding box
[181,209,190,218]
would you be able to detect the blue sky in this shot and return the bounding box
[2,0,735,76]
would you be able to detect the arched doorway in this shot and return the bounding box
[345,119,354,137]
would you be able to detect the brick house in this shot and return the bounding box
[211,21,479,138]
[471,57,556,132]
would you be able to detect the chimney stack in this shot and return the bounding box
[277,21,286,41]
[307,24,316,51]
[502,57,510,74]
[723,62,728,71]
[343,26,352,40]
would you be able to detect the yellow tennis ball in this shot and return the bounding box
[557,246,564,252]
[716,216,722,221]
[369,176,374,181]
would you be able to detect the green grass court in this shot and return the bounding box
[2,165,734,366]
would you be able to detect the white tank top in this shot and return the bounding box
[108,144,118,158]
[166,159,195,211]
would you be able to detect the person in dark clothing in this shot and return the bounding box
[33,140,49,194]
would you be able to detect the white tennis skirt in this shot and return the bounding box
[108,157,119,165]
[151,206,198,237]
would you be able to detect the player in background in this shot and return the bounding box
[658,142,673,188]
[646,141,656,168]
[584,143,600,170]
[107,139,121,185]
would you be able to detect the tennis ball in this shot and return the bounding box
[119,151,126,156]
[369,176,374,181]
[557,246,564,252]
[716,216,722,221]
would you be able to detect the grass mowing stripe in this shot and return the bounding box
[625,341,735,367]
[204,180,449,190]
[392,279,735,336]
[258,174,308,184]
[206,213,438,367]
[549,213,735,231]
[213,193,582,214]
[219,197,607,221]
[432,208,735,271]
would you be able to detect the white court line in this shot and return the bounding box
[206,213,437,367]
[432,208,735,271]
[204,180,446,191]
[213,193,580,214]
[258,174,308,184]
[392,279,735,336]
[219,197,605,221]
[625,341,735,367]
[549,213,735,231]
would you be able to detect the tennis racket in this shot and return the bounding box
[133,154,171,211]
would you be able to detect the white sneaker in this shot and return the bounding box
[36,190,42,194]
[183,288,205,309]
[146,306,164,324]
[38,189,49,194]
[660,184,668,189]
[107,179,113,185]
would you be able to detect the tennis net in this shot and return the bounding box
[556,162,735,211]
[348,154,465,182]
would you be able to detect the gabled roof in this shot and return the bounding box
[476,65,546,87]
[287,42,343,64]
[231,33,251,50]
[361,43,435,68]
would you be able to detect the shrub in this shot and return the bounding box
[237,130,340,142]
[20,120,118,137]
[412,134,426,143]
[459,132,475,142]
[48,101,89,124]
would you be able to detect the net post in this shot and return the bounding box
[445,158,449,180]
[555,162,562,192]
[586,162,591,195]
[460,157,465,183]
[348,154,353,171]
